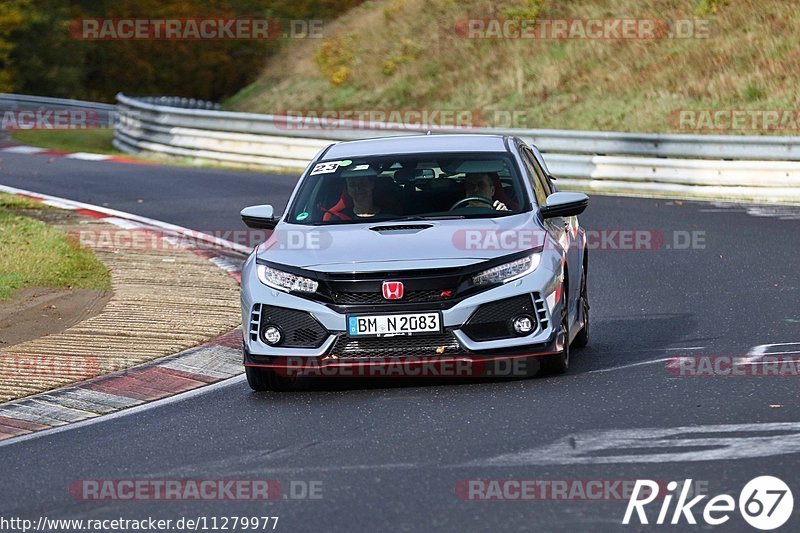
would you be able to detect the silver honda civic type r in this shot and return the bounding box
[239,134,589,391]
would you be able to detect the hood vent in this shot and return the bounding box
[369,224,433,233]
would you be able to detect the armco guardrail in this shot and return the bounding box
[0,93,116,128]
[113,93,800,203]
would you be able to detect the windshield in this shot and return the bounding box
[286,152,529,225]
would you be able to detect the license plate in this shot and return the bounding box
[347,312,442,337]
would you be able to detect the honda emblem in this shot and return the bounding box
[382,281,404,300]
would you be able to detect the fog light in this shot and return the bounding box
[262,325,283,345]
[512,315,534,335]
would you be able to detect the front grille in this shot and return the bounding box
[462,294,537,341]
[332,289,452,305]
[329,333,462,359]
[320,266,464,307]
[259,306,328,348]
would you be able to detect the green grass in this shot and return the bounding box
[7,128,273,173]
[0,193,111,300]
[10,129,120,155]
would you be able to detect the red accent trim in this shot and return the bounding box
[245,351,559,370]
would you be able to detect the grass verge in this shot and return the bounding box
[9,129,120,155]
[0,193,111,300]
[228,0,800,135]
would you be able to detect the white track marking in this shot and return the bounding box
[586,357,673,374]
[40,199,79,209]
[586,348,705,375]
[748,342,800,356]
[663,347,706,351]
[603,346,705,355]
[743,342,800,363]
[468,421,800,466]
[1,145,47,154]
[64,152,112,161]
[700,203,800,220]
[101,217,142,229]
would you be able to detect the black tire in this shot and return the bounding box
[571,263,589,349]
[245,366,297,392]
[541,282,570,375]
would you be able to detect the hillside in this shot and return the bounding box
[226,0,800,134]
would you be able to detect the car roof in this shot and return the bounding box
[321,134,510,160]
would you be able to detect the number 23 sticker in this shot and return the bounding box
[311,162,341,175]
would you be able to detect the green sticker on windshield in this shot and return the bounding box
[339,160,352,166]
[296,212,309,221]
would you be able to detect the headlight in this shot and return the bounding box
[256,264,318,293]
[472,254,540,286]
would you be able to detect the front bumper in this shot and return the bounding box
[241,254,564,372]
[243,327,561,378]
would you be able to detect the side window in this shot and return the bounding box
[530,148,555,194]
[526,148,554,197]
[520,149,548,206]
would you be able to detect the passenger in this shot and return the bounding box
[345,174,381,218]
[323,170,383,221]
[464,173,509,210]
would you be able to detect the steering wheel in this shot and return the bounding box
[450,196,494,211]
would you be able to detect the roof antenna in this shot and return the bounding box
[426,130,432,135]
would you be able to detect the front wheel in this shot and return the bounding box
[245,366,297,391]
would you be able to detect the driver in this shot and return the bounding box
[345,174,381,217]
[464,173,508,210]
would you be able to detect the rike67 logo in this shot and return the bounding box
[623,476,793,530]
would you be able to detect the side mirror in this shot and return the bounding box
[540,192,588,219]
[241,205,279,230]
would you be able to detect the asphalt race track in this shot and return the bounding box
[1,152,799,531]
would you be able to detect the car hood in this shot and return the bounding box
[255,213,545,273]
